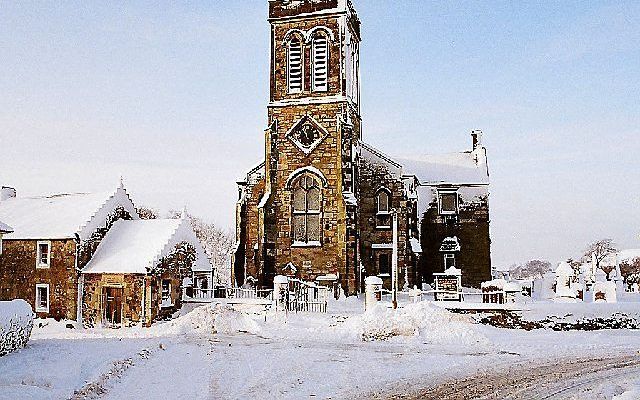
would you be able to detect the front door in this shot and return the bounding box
[103,287,123,326]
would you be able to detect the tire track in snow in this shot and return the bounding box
[68,345,158,400]
[378,354,640,400]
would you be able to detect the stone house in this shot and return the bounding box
[0,184,213,326]
[0,184,139,320]
[81,215,212,327]
[234,0,492,293]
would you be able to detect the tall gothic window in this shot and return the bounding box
[292,174,322,244]
[287,37,303,93]
[311,34,329,92]
[376,189,391,228]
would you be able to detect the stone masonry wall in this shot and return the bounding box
[419,195,491,288]
[0,239,78,320]
[358,159,415,290]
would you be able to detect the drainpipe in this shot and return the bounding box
[74,233,83,327]
[141,276,147,327]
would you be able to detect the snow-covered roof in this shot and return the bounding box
[0,185,138,240]
[82,218,212,275]
[0,220,12,234]
[397,147,489,186]
[359,142,403,178]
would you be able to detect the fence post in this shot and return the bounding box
[273,275,288,310]
[365,276,383,311]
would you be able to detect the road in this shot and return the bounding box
[382,354,640,400]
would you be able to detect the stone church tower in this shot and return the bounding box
[236,0,363,293]
[235,0,492,294]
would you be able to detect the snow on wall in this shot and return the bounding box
[0,300,34,356]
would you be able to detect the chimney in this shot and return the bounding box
[0,186,16,201]
[471,130,483,150]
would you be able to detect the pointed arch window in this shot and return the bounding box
[287,37,303,93]
[376,188,391,229]
[291,174,322,245]
[311,34,329,92]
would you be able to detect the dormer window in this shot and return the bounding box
[287,37,303,93]
[311,34,329,92]
[376,189,391,228]
[438,191,458,215]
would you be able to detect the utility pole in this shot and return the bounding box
[392,208,398,309]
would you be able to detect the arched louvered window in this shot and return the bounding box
[312,35,329,92]
[287,37,303,93]
[291,174,322,244]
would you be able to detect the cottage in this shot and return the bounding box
[81,215,212,327]
[0,184,138,320]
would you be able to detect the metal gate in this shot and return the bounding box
[283,278,328,313]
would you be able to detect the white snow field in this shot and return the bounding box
[1,299,640,399]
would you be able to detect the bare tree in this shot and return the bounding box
[583,239,617,279]
[510,260,552,280]
[136,206,159,220]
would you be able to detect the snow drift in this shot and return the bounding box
[0,300,34,356]
[154,304,261,336]
[356,302,489,345]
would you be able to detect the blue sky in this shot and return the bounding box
[1,1,639,266]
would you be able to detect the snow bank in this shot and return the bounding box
[0,300,34,356]
[355,302,489,345]
[153,304,261,336]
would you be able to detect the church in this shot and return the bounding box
[234,0,491,295]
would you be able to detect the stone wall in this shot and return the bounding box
[358,159,417,290]
[82,273,146,327]
[0,239,78,320]
[419,193,491,288]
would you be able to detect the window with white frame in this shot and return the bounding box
[311,34,329,92]
[36,241,51,268]
[35,284,49,313]
[376,189,391,228]
[287,37,303,93]
[438,191,458,215]
[0,234,3,256]
[444,253,456,269]
[291,174,322,245]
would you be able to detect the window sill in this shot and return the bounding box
[376,226,391,230]
[36,264,50,269]
[35,307,49,313]
[377,273,390,277]
[292,241,322,248]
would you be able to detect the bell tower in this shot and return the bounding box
[258,0,362,293]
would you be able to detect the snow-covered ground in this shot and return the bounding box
[1,298,640,399]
